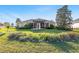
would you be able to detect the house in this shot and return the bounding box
[0,23,5,28]
[71,23,79,28]
[71,19,79,28]
[17,18,55,29]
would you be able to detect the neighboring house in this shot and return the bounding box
[71,19,79,28]
[17,18,55,29]
[0,23,5,28]
[71,23,79,28]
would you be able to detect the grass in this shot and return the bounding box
[0,27,79,53]
[16,28,67,34]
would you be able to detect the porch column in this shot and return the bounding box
[38,23,41,29]
[44,23,46,28]
[33,23,34,28]
[48,23,50,27]
[36,23,41,29]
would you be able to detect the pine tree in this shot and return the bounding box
[56,5,72,30]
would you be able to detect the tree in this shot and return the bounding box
[55,5,73,30]
[16,18,21,28]
[11,23,14,27]
[4,22,10,32]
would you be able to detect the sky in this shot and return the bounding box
[0,5,79,24]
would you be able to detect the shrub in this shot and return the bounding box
[8,32,39,42]
[45,32,79,42]
[8,33,21,41]
[0,32,5,36]
[24,23,33,29]
[8,32,79,43]
[55,26,72,31]
[44,34,62,42]
[46,25,54,29]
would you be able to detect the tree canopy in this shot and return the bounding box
[55,5,73,30]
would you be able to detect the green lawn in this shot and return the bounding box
[16,28,68,34]
[0,28,79,53]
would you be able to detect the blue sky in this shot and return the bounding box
[0,5,79,24]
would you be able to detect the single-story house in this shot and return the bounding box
[71,19,79,28]
[17,18,79,29]
[0,23,5,28]
[71,23,79,28]
[17,18,55,29]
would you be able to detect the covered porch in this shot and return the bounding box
[32,20,50,29]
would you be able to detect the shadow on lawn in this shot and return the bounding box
[16,29,67,33]
[48,41,76,53]
[71,40,79,44]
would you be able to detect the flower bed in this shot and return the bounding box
[8,32,79,42]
